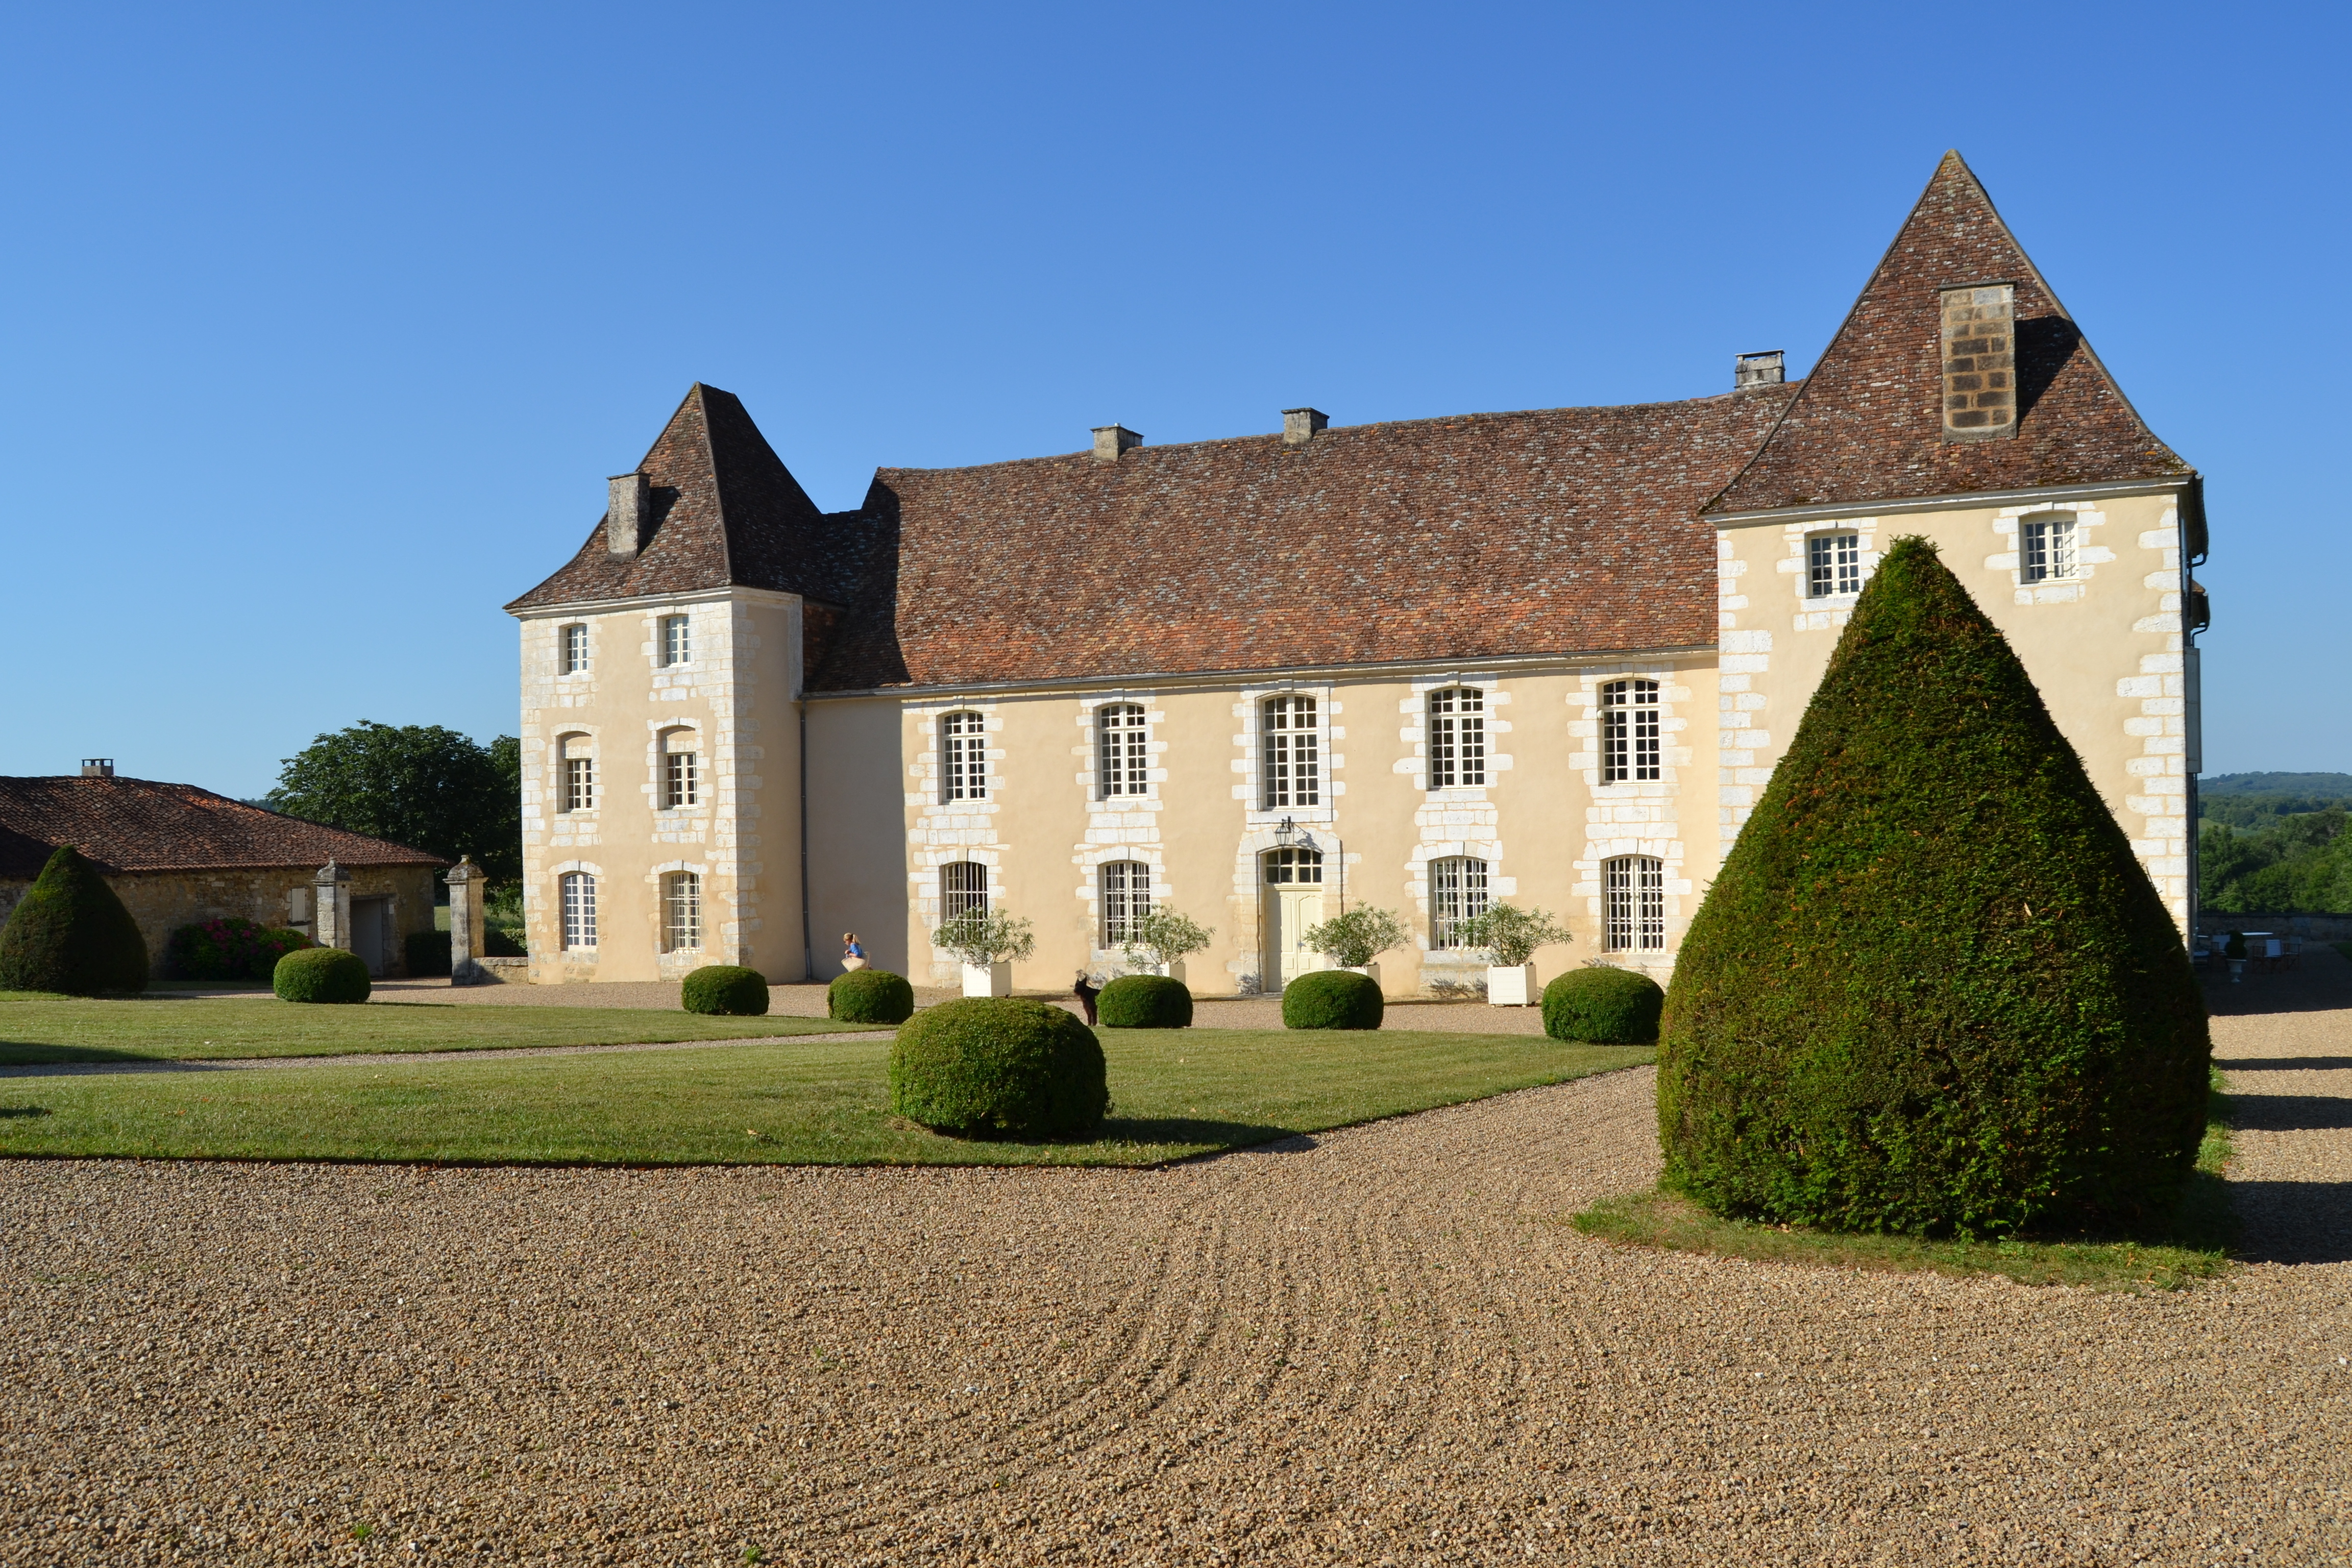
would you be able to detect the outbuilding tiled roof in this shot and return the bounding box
[1705,152,2193,516]
[0,777,446,878]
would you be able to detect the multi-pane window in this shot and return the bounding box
[1430,856,1490,950]
[560,872,597,950]
[1099,861,1152,947]
[1601,679,1660,784]
[1807,532,1863,597]
[660,615,692,667]
[1605,856,1665,952]
[560,624,589,674]
[2021,514,2078,583]
[1261,695,1319,809]
[559,739,595,813]
[940,861,989,922]
[941,712,988,801]
[663,740,699,810]
[662,872,702,952]
[1427,688,1487,788]
[1262,846,1323,885]
[1097,704,1148,797]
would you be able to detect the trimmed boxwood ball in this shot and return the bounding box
[682,965,769,1016]
[1282,970,1383,1031]
[273,946,372,1004]
[1658,538,2210,1238]
[1542,967,1664,1044]
[890,997,1109,1139]
[0,844,149,995]
[829,968,914,1024]
[1098,974,1192,1028]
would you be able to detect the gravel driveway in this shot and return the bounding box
[3,958,2347,1565]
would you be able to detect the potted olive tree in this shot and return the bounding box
[1302,906,1408,994]
[933,909,1036,998]
[1121,908,1214,985]
[1458,903,1570,1006]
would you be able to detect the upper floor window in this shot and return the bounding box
[1099,860,1152,947]
[1601,679,1660,783]
[1429,856,1490,950]
[1261,695,1319,809]
[2021,514,2078,583]
[659,615,692,667]
[1605,855,1665,952]
[662,731,699,810]
[941,712,988,802]
[560,872,598,950]
[661,871,702,952]
[1262,846,1323,884]
[558,737,595,813]
[560,623,589,674]
[940,861,989,923]
[1428,687,1486,788]
[1097,703,1148,797]
[1807,532,1862,597]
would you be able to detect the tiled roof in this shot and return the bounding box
[811,387,1799,691]
[1705,152,2193,516]
[0,777,446,878]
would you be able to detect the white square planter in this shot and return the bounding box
[1486,963,1537,1007]
[962,961,1012,998]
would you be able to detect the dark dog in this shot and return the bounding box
[1073,971,1100,1026]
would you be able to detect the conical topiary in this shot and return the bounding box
[0,844,150,995]
[1659,537,2208,1236]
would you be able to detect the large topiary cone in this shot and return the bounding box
[0,845,149,995]
[1659,537,2209,1237]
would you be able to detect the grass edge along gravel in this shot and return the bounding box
[1569,1070,2238,1293]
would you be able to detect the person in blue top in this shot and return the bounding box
[841,932,867,971]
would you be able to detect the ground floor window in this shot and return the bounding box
[560,872,597,950]
[1100,860,1152,948]
[941,861,989,923]
[1430,856,1490,949]
[1605,856,1664,951]
[662,871,702,952]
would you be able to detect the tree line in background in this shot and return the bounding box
[267,722,521,886]
[2196,772,2352,915]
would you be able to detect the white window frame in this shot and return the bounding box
[661,871,702,952]
[1261,846,1323,885]
[662,745,699,810]
[2020,513,2078,584]
[940,861,989,923]
[560,872,598,950]
[659,614,692,667]
[941,712,988,802]
[1807,532,1863,598]
[1605,856,1665,952]
[1097,703,1148,798]
[560,623,589,675]
[1429,856,1490,950]
[1601,679,1660,784]
[560,746,595,814]
[1261,695,1320,809]
[1427,688,1487,789]
[1099,860,1152,947]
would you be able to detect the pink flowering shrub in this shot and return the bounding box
[166,917,313,981]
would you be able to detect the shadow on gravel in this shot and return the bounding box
[2226,1181,2352,1266]
[2220,1057,2352,1072]
[2228,1093,2352,1133]
[1096,1115,1302,1152]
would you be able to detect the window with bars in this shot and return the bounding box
[1427,688,1487,788]
[1429,856,1490,950]
[659,615,692,667]
[1097,703,1148,797]
[560,623,589,674]
[1807,532,1863,597]
[560,872,597,950]
[941,712,988,801]
[1099,860,1152,947]
[559,740,595,813]
[1261,695,1319,808]
[662,872,702,952]
[2021,514,2078,583]
[1601,679,1660,783]
[940,861,989,922]
[1604,856,1665,951]
[663,745,699,810]
[1261,846,1322,885]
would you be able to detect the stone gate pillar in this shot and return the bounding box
[446,857,485,985]
[313,861,352,950]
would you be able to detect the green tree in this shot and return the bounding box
[0,845,150,994]
[268,721,520,881]
[1658,537,2209,1237]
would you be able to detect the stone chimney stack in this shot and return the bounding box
[1733,352,1785,390]
[606,471,650,557]
[1282,408,1329,445]
[1091,426,1143,464]
[79,758,113,778]
[1940,283,2017,439]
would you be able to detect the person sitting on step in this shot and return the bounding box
[841,932,867,972]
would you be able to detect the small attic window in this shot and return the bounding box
[660,615,692,667]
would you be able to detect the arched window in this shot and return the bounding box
[1428,687,1486,788]
[1600,679,1660,783]
[1099,861,1152,946]
[1098,703,1148,797]
[1605,855,1664,951]
[560,872,597,950]
[558,735,596,813]
[1429,856,1489,949]
[660,729,699,810]
[1261,846,1322,884]
[941,712,988,801]
[662,871,702,952]
[1261,695,1319,809]
[940,861,989,923]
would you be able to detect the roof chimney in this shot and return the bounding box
[1940,282,2016,439]
[606,471,650,557]
[1091,425,1142,464]
[1733,351,1785,390]
[1282,408,1329,445]
[80,758,113,778]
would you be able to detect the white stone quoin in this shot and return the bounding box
[963,961,1012,998]
[1487,963,1537,1007]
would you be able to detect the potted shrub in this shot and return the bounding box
[933,909,1035,998]
[1120,908,1213,986]
[1302,906,1407,993]
[1458,903,1569,1006]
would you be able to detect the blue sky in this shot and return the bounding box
[3,2,2343,794]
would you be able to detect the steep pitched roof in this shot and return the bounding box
[1705,152,2193,516]
[0,777,446,878]
[506,384,863,612]
[811,386,1799,692]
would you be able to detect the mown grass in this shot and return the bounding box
[1571,1070,2239,1292]
[0,991,864,1065]
[0,1029,1652,1167]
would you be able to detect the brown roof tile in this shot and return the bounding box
[0,777,446,878]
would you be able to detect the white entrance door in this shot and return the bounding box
[1259,846,1326,988]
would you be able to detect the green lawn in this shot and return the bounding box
[0,1028,1652,1167]
[0,992,865,1065]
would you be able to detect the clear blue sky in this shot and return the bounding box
[4,3,2343,795]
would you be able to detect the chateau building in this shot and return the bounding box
[506,153,2209,992]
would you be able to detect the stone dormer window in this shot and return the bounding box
[1427,688,1486,788]
[1097,703,1147,797]
[2020,513,2078,583]
[659,615,692,667]
[1807,533,1863,598]
[941,713,988,802]
[560,624,589,675]
[1600,679,1660,784]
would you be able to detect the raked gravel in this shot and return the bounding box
[3,957,2348,1565]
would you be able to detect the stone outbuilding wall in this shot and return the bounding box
[0,864,439,979]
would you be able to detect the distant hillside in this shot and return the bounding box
[2199,773,2352,914]
[2201,772,2352,798]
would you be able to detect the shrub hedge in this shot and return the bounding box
[1098,973,1192,1028]
[0,845,149,995]
[1657,537,2211,1237]
[890,997,1108,1139]
[168,916,312,982]
[682,965,770,1016]
[405,929,452,977]
[1281,969,1383,1031]
[273,946,371,1004]
[1542,967,1664,1044]
[829,968,915,1024]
